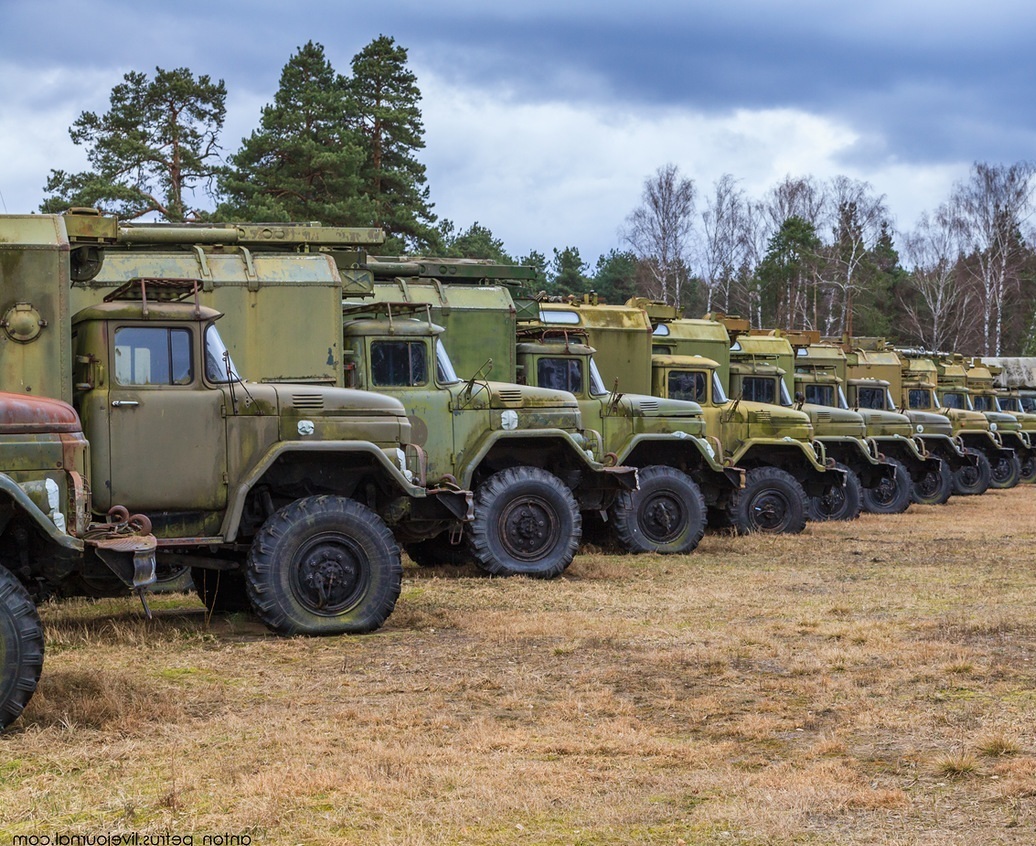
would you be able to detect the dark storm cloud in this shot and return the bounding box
[8,0,1036,172]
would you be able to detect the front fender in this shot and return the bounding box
[221,441,470,542]
[0,474,82,552]
[615,433,743,491]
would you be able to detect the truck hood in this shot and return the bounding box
[734,400,814,442]
[485,381,580,412]
[613,392,704,418]
[903,410,953,437]
[855,408,912,438]
[0,392,82,434]
[802,404,866,439]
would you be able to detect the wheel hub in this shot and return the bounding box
[752,492,789,531]
[642,494,681,540]
[499,498,559,561]
[293,537,364,613]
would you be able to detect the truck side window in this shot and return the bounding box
[371,340,428,387]
[537,358,582,393]
[668,371,706,402]
[114,327,192,386]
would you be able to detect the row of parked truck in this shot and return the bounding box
[1,210,1031,730]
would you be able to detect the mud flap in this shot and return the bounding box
[575,465,638,511]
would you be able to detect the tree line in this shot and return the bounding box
[40,38,1036,356]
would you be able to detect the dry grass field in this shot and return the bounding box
[4,487,1036,845]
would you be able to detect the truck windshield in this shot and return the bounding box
[999,396,1021,412]
[740,377,775,404]
[804,384,835,406]
[538,358,583,394]
[971,395,1000,412]
[856,386,887,410]
[371,340,428,387]
[589,359,609,397]
[667,370,707,403]
[204,325,241,383]
[1023,396,1036,413]
[908,389,933,409]
[940,391,972,410]
[436,341,461,385]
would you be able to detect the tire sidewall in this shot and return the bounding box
[911,461,953,505]
[807,462,862,521]
[953,450,992,496]
[731,467,807,535]
[861,457,912,514]
[0,568,44,731]
[246,496,402,635]
[468,467,580,578]
[610,465,707,554]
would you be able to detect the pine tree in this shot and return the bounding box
[218,42,371,224]
[42,67,226,221]
[347,35,436,251]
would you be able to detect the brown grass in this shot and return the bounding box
[4,488,1036,843]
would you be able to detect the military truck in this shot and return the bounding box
[837,339,974,506]
[964,359,1034,483]
[898,352,1011,494]
[787,336,943,510]
[0,213,472,729]
[546,304,844,534]
[76,222,635,578]
[337,303,636,575]
[510,326,743,551]
[716,327,899,521]
[935,355,1021,489]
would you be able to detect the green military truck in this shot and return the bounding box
[511,326,743,552]
[898,352,1010,494]
[716,328,899,521]
[935,355,1021,489]
[0,213,473,729]
[77,222,636,578]
[787,336,943,510]
[367,264,745,551]
[963,359,1034,483]
[558,304,844,535]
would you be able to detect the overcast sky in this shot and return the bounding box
[3,0,1035,264]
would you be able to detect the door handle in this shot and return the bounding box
[111,400,139,408]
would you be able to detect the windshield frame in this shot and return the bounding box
[435,340,461,386]
[588,358,609,397]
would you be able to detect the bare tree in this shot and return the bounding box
[623,164,696,306]
[698,174,753,313]
[900,208,971,351]
[947,162,1036,355]
[821,176,890,337]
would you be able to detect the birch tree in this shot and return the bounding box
[623,164,696,307]
[948,161,1036,354]
[699,174,752,313]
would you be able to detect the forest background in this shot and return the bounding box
[37,38,1036,357]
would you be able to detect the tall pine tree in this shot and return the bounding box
[218,42,371,224]
[42,67,226,221]
[347,35,436,251]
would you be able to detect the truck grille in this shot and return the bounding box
[292,394,325,410]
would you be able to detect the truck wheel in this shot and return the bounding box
[806,462,861,521]
[245,496,402,636]
[990,452,1022,489]
[953,449,992,496]
[730,467,807,535]
[192,568,251,614]
[0,567,44,731]
[911,462,953,506]
[466,467,580,578]
[861,457,912,514]
[404,536,475,567]
[1020,451,1036,483]
[608,465,707,554]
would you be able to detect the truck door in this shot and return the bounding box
[104,324,228,514]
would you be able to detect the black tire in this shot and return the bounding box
[730,467,807,535]
[404,536,475,567]
[911,461,953,506]
[1020,450,1036,483]
[861,457,912,514]
[0,567,44,731]
[466,466,580,578]
[245,496,402,636]
[953,449,992,496]
[806,462,862,521]
[192,568,251,614]
[990,451,1022,489]
[608,465,707,554]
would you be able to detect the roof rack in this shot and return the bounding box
[102,277,202,318]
